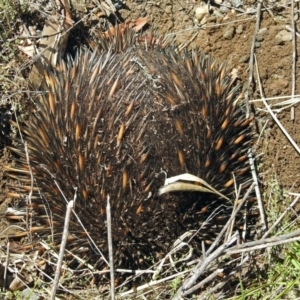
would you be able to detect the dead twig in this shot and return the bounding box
[182,268,224,296]
[107,195,115,300]
[244,0,263,116]
[290,0,297,121]
[225,229,300,254]
[248,148,266,232]
[3,242,10,290]
[50,199,74,300]
[24,142,33,242]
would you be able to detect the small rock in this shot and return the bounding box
[255,42,261,48]
[220,0,231,13]
[22,288,42,300]
[195,5,209,22]
[256,34,264,42]
[223,26,235,39]
[231,0,243,7]
[247,8,257,15]
[271,74,282,80]
[258,28,267,35]
[236,24,244,34]
[239,55,249,63]
[275,30,293,45]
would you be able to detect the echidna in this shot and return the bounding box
[4,31,254,282]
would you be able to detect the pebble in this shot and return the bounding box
[195,5,210,24]
[223,26,235,39]
[258,28,268,35]
[22,288,42,300]
[236,24,244,34]
[220,0,231,13]
[256,34,264,42]
[231,0,243,7]
[275,30,293,44]
[239,55,249,63]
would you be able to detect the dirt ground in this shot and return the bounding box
[0,0,300,296]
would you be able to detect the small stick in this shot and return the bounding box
[225,177,240,242]
[107,195,115,300]
[182,268,224,296]
[244,0,263,116]
[225,229,300,254]
[24,142,33,242]
[290,0,296,121]
[118,269,191,298]
[50,200,74,300]
[24,142,33,206]
[4,242,10,290]
[226,236,300,254]
[248,148,266,232]
[178,32,199,51]
[256,118,269,145]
